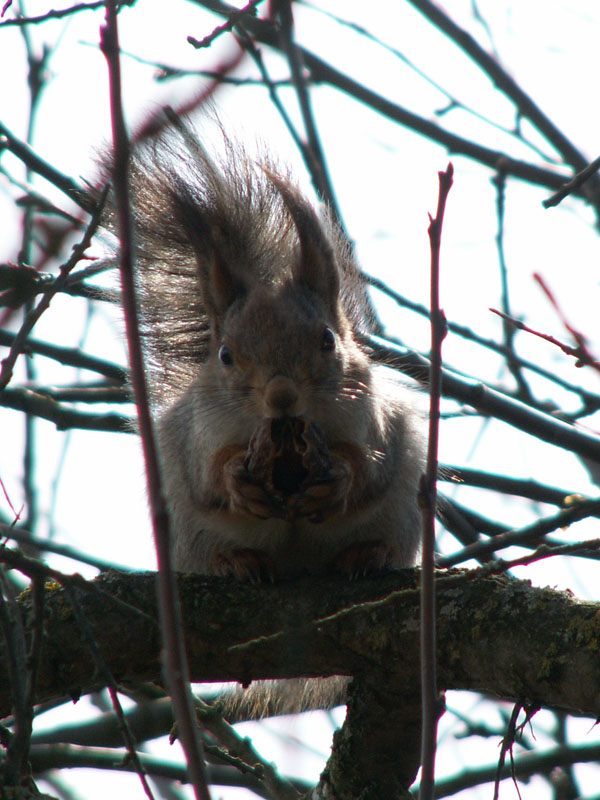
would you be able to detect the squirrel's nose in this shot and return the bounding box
[264,375,299,416]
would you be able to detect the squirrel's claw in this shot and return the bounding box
[331,540,395,579]
[212,547,275,583]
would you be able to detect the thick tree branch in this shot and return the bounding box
[1,567,599,721]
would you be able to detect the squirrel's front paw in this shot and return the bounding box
[288,458,352,523]
[212,547,275,583]
[224,455,287,519]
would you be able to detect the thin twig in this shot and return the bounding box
[481,538,600,574]
[419,161,453,800]
[494,703,537,800]
[0,0,135,26]
[491,308,600,373]
[27,743,306,797]
[438,464,592,510]
[187,0,263,49]
[0,386,133,432]
[277,0,342,223]
[300,0,553,164]
[364,335,600,466]
[423,740,600,798]
[534,272,600,374]
[26,384,130,404]
[133,49,247,142]
[0,188,108,391]
[194,1,580,196]
[0,523,133,572]
[233,26,309,175]
[492,171,532,400]
[0,259,120,309]
[61,584,157,800]
[543,153,600,209]
[366,275,600,407]
[404,0,593,176]
[194,697,300,800]
[439,499,600,567]
[0,121,93,211]
[16,7,49,537]
[100,5,211,799]
[108,41,295,86]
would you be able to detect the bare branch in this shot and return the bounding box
[404,0,594,177]
[491,308,600,372]
[192,1,583,197]
[0,122,93,211]
[0,188,108,391]
[0,0,135,27]
[366,275,600,408]
[439,499,600,567]
[187,0,264,49]
[365,336,600,466]
[0,386,133,432]
[276,0,342,221]
[419,162,453,799]
[543,154,600,208]
[100,5,211,798]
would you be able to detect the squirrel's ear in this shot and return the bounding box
[264,169,340,313]
[197,248,244,323]
[175,194,244,323]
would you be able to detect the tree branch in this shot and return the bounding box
[0,121,93,212]
[365,336,600,466]
[419,162,453,799]
[2,568,599,721]
[404,0,593,176]
[190,1,582,197]
[100,4,211,798]
[0,386,133,432]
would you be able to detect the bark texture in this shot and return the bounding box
[3,567,599,719]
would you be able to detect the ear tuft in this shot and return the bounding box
[263,168,340,312]
[172,178,245,326]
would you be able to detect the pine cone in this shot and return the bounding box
[245,417,333,498]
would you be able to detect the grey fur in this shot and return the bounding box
[126,123,426,714]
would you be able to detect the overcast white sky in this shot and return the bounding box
[1,2,600,798]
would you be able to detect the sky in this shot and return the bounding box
[1,1,600,798]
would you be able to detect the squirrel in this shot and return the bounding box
[126,121,425,713]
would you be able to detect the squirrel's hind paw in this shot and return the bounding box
[212,547,276,583]
[331,540,395,579]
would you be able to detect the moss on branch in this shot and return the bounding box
[1,567,599,720]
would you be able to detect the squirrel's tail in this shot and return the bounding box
[215,676,349,723]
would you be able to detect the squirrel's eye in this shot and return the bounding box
[218,344,234,366]
[320,327,336,352]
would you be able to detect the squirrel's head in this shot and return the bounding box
[176,163,370,424]
[131,130,374,418]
